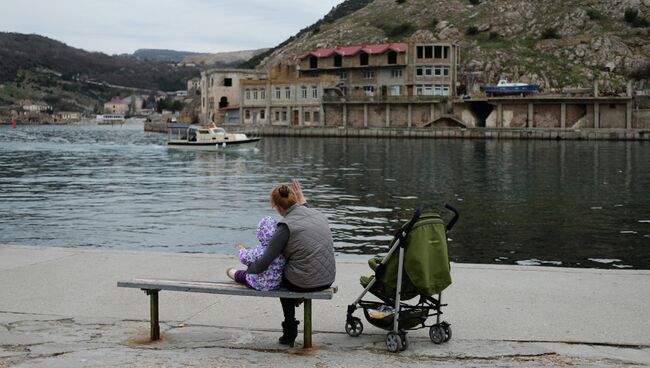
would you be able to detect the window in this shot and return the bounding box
[416,67,423,76]
[245,89,251,100]
[312,85,318,98]
[387,51,397,64]
[434,85,442,96]
[285,87,291,99]
[224,78,232,87]
[416,85,434,96]
[363,86,375,96]
[260,88,265,99]
[245,110,250,119]
[416,46,424,59]
[425,46,433,59]
[275,87,281,99]
[341,86,348,96]
[360,52,369,66]
[275,111,280,121]
[434,66,450,76]
[425,67,433,76]
[340,72,348,80]
[443,46,449,59]
[390,85,401,96]
[390,69,403,78]
[282,111,287,121]
[301,85,308,99]
[313,111,320,122]
[334,54,342,67]
[304,111,311,122]
[260,110,265,119]
[202,97,205,107]
[363,70,374,79]
[437,84,450,96]
[434,46,443,59]
[253,90,258,100]
[310,56,318,69]
[210,77,214,87]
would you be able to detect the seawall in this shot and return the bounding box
[146,121,650,141]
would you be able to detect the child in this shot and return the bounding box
[227,216,285,291]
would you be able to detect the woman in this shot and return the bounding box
[246,179,336,347]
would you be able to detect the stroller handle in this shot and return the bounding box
[444,204,460,232]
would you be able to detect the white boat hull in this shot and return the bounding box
[167,138,261,151]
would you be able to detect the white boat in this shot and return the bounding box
[167,124,261,150]
[96,114,125,125]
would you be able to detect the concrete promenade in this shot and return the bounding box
[1,245,649,367]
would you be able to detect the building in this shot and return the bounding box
[21,101,51,113]
[187,78,201,95]
[200,69,266,123]
[54,111,81,122]
[239,36,461,128]
[239,66,337,126]
[104,98,130,115]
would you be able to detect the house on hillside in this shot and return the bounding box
[104,98,130,115]
[21,100,51,113]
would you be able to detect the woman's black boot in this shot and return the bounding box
[278,320,300,347]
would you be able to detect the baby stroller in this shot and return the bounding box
[344,204,459,352]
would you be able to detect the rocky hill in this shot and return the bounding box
[253,0,650,90]
[180,48,269,67]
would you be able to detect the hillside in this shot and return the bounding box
[133,49,203,62]
[251,0,650,89]
[0,33,200,91]
[180,48,269,67]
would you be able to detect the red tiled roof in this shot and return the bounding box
[301,42,407,59]
[220,104,240,111]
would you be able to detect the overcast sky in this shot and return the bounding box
[1,0,344,55]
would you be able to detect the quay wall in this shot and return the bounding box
[144,120,650,141]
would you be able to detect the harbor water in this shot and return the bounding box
[1,124,649,269]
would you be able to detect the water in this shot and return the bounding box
[1,124,649,269]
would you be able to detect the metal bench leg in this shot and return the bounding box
[145,289,160,341]
[303,299,312,348]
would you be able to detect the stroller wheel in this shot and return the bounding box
[385,332,403,353]
[429,325,445,344]
[399,331,409,351]
[345,317,363,337]
[441,322,452,342]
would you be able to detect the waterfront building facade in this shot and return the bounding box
[200,69,266,123]
[239,65,337,126]
[104,98,130,115]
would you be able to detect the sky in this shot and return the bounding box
[0,0,344,55]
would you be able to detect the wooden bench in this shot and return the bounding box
[117,278,337,348]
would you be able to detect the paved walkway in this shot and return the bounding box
[1,245,649,367]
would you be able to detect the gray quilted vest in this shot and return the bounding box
[279,204,336,289]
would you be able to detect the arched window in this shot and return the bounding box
[219,96,228,108]
[387,51,397,65]
[359,52,369,66]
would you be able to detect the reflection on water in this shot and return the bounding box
[1,124,649,269]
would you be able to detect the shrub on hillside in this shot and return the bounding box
[541,27,561,39]
[465,26,479,35]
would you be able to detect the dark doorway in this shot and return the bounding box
[360,52,369,66]
[310,56,318,69]
[292,110,300,125]
[334,54,342,67]
[468,101,494,128]
[387,51,397,65]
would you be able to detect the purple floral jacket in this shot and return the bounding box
[238,216,285,291]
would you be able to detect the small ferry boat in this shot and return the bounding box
[481,79,540,96]
[96,114,125,125]
[167,124,261,150]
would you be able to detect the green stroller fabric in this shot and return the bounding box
[361,211,452,300]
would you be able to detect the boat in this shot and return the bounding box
[167,124,261,150]
[96,114,125,125]
[480,79,540,96]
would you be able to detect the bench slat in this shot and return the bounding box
[117,279,337,300]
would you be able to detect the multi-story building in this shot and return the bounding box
[239,37,461,128]
[239,65,337,126]
[200,69,266,123]
[103,98,130,115]
[298,39,459,99]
